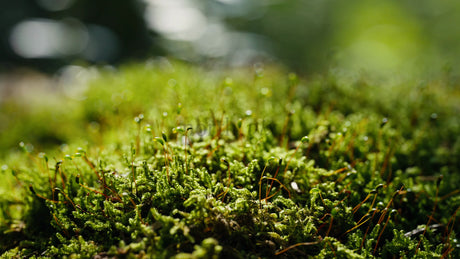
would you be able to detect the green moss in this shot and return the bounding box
[1,61,459,258]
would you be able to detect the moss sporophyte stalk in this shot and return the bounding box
[0,62,459,258]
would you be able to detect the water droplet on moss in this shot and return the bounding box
[381,118,388,127]
[134,114,144,123]
[291,182,300,192]
[301,136,309,143]
[245,110,252,116]
[38,152,48,162]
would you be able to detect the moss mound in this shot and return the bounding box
[1,61,459,258]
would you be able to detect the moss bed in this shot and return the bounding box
[1,61,459,258]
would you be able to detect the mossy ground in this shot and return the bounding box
[1,60,459,258]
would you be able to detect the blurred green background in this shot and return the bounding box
[1,0,460,78]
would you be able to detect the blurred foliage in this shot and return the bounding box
[0,0,159,72]
[2,0,460,79]
[219,0,460,78]
[0,61,459,257]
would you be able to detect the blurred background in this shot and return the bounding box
[1,0,460,78]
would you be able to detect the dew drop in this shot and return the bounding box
[245,110,252,116]
[291,182,300,192]
[301,136,309,143]
[381,117,388,127]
